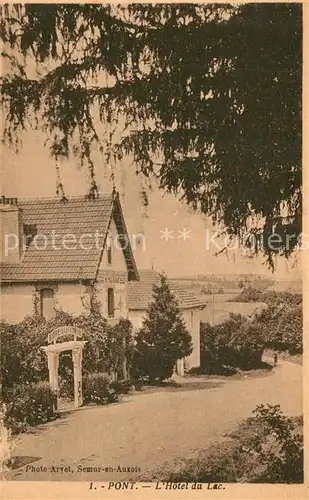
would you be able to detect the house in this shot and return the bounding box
[0,192,138,324]
[128,270,205,373]
[0,193,203,374]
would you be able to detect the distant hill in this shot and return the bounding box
[173,274,274,293]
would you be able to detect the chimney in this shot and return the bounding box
[0,196,23,263]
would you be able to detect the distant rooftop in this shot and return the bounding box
[128,270,206,310]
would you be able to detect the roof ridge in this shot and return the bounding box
[19,193,114,202]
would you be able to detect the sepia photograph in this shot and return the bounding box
[0,1,306,494]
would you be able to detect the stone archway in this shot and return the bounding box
[41,326,87,410]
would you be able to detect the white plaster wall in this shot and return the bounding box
[100,219,128,272]
[55,283,91,316]
[1,283,34,323]
[1,282,92,323]
[182,309,201,370]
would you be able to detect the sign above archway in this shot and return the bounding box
[48,325,84,344]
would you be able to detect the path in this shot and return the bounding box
[8,359,302,481]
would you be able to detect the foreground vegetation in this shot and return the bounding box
[165,404,303,483]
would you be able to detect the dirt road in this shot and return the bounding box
[8,359,302,481]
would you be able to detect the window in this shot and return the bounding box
[107,245,112,265]
[107,234,112,264]
[191,311,194,329]
[107,288,115,318]
[40,288,55,319]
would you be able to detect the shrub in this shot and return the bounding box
[232,286,262,302]
[83,373,118,405]
[188,365,238,376]
[249,404,303,483]
[250,300,302,355]
[232,288,302,307]
[228,289,303,356]
[200,316,264,374]
[260,291,302,307]
[1,317,48,397]
[3,382,57,435]
[110,379,134,394]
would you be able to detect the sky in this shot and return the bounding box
[1,129,301,281]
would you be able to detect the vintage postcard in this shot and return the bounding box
[1,2,308,499]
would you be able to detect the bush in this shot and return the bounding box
[188,365,238,376]
[260,291,302,307]
[252,302,302,355]
[233,288,302,307]
[229,289,303,355]
[83,373,118,405]
[166,404,303,483]
[232,286,262,302]
[200,316,264,374]
[3,382,57,435]
[110,379,134,394]
[1,317,48,397]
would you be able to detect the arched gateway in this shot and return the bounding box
[41,326,87,410]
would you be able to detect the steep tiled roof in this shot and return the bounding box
[0,193,138,282]
[128,270,206,310]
